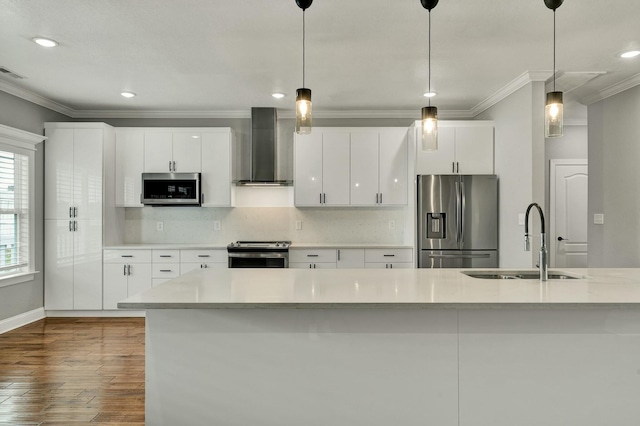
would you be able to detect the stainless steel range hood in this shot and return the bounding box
[236,107,292,186]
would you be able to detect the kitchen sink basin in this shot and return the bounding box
[462,270,581,280]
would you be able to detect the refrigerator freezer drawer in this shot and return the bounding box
[419,250,498,268]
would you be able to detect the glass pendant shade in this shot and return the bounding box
[296,88,312,135]
[545,91,563,138]
[421,106,438,151]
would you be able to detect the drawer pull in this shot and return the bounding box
[307,254,319,257]
[121,255,133,258]
[383,254,396,257]
[198,255,210,258]
[160,269,172,272]
[159,255,172,258]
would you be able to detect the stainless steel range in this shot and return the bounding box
[227,241,291,268]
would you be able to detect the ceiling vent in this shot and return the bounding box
[0,66,26,79]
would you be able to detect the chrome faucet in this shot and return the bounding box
[524,203,548,281]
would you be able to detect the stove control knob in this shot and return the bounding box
[275,242,280,247]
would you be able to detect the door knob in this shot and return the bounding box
[557,236,568,241]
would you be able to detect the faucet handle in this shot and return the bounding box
[524,234,531,252]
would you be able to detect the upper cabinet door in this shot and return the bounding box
[454,126,494,175]
[379,129,408,205]
[415,126,456,175]
[294,132,323,206]
[44,128,74,219]
[201,132,231,206]
[322,132,350,206]
[172,133,202,172]
[350,132,379,206]
[144,132,173,172]
[73,128,103,220]
[115,130,144,207]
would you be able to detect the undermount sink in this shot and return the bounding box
[462,270,581,280]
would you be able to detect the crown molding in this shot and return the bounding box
[0,80,74,117]
[0,123,46,151]
[564,118,588,126]
[469,71,552,117]
[70,109,251,119]
[579,73,640,105]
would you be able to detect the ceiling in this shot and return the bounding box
[1,0,639,119]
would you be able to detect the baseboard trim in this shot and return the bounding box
[0,307,46,334]
[45,310,146,318]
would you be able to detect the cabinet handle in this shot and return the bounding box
[123,265,127,276]
[337,250,341,261]
[73,207,77,217]
[69,207,73,218]
[160,269,172,272]
[307,254,319,257]
[127,265,132,275]
[379,193,382,204]
[173,161,176,171]
[169,161,172,172]
[323,193,326,204]
[198,255,210,258]
[383,254,396,257]
[69,221,72,232]
[452,162,455,173]
[73,221,77,231]
[201,193,204,204]
[313,264,316,269]
[390,263,393,269]
[319,193,322,204]
[457,162,460,173]
[159,255,172,258]
[203,264,208,268]
[121,255,133,258]
[309,264,312,269]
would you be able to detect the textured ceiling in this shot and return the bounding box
[0,0,639,117]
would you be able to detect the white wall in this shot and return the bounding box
[475,82,546,268]
[588,84,640,266]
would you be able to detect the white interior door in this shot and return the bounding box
[550,160,588,268]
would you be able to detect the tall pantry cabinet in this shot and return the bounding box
[44,123,118,311]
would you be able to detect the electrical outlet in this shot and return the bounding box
[214,221,221,231]
[156,221,164,231]
[295,220,302,230]
[594,214,605,225]
[389,220,395,230]
[518,213,525,226]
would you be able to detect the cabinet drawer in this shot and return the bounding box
[180,249,227,263]
[289,249,337,263]
[365,262,413,269]
[104,249,152,264]
[153,250,180,263]
[364,248,413,263]
[180,262,227,274]
[336,249,365,268]
[152,263,180,278]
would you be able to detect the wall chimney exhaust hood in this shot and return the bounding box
[236,107,292,186]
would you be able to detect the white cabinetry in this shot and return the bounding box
[115,129,144,207]
[289,248,338,269]
[144,131,202,173]
[364,248,413,269]
[336,249,365,268]
[415,121,494,175]
[294,131,350,206]
[44,123,113,311]
[103,250,152,310]
[201,131,234,206]
[350,129,407,206]
[180,249,227,273]
[152,249,180,287]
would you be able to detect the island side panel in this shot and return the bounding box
[145,308,459,426]
[458,308,640,426]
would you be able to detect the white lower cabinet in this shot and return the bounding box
[180,249,228,273]
[364,248,413,269]
[103,250,152,310]
[336,249,365,268]
[289,248,337,269]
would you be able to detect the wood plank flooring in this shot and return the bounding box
[0,317,145,425]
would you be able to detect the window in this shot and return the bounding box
[0,124,43,285]
[0,150,29,273]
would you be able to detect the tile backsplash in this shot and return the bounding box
[124,207,407,244]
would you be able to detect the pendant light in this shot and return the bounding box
[420,0,439,151]
[295,0,313,135]
[544,0,564,138]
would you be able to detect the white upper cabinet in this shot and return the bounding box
[350,132,379,205]
[415,121,494,175]
[378,129,408,205]
[115,129,144,207]
[44,126,103,220]
[144,131,202,173]
[201,130,234,207]
[295,131,349,206]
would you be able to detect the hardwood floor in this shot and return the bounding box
[0,317,145,425]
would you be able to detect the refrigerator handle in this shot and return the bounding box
[460,180,466,247]
[455,180,461,244]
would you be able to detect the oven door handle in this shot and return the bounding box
[227,252,289,259]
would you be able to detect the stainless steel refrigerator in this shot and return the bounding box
[417,175,499,268]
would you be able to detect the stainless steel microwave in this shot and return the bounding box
[141,173,201,206]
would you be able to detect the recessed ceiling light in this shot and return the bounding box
[621,50,640,58]
[272,93,286,99]
[121,92,136,98]
[423,92,437,98]
[32,37,58,48]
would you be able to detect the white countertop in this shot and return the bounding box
[290,243,412,249]
[118,268,640,309]
[104,243,412,250]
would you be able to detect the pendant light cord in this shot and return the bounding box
[428,11,432,106]
[553,9,556,91]
[302,9,306,88]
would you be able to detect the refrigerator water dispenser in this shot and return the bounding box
[426,213,446,239]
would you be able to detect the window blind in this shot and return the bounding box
[0,150,29,272]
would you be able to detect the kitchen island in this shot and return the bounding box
[119,268,640,426]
